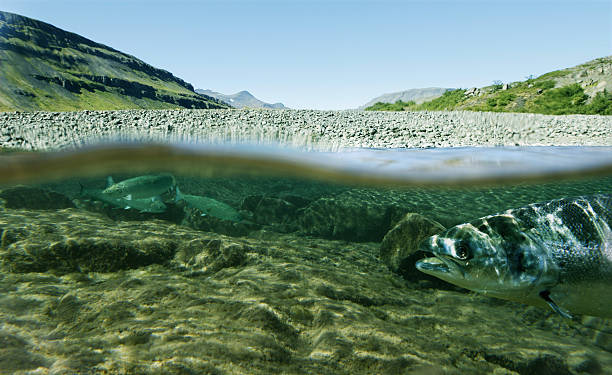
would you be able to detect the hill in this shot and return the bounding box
[196,89,287,109]
[359,87,451,110]
[0,11,228,112]
[366,56,612,115]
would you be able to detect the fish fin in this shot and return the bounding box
[175,186,183,202]
[124,206,131,210]
[106,176,114,188]
[125,194,132,201]
[539,290,573,319]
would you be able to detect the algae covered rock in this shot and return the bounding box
[0,209,183,273]
[297,189,409,242]
[181,205,253,237]
[380,212,445,273]
[0,186,74,209]
[241,195,298,225]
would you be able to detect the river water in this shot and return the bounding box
[0,144,610,374]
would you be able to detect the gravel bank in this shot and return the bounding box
[1,109,611,150]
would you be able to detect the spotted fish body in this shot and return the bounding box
[416,195,612,318]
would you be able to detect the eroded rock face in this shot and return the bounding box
[380,212,445,273]
[0,208,251,274]
[297,190,409,242]
[0,186,74,210]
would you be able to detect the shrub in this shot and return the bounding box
[365,100,415,111]
[418,89,466,110]
[531,83,588,114]
[585,90,612,115]
[534,80,555,90]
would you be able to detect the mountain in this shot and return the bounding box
[359,87,452,110]
[196,89,287,109]
[366,56,612,115]
[0,11,228,111]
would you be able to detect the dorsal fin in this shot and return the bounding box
[106,176,115,188]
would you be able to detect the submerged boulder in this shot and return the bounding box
[379,212,445,273]
[0,186,74,210]
[241,195,298,225]
[0,208,255,274]
[297,190,409,242]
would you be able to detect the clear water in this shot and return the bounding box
[0,144,611,374]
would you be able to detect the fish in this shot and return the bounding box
[416,195,612,318]
[79,181,167,213]
[175,187,241,222]
[102,174,175,200]
[119,196,167,213]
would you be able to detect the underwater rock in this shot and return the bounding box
[181,206,253,237]
[0,209,183,273]
[241,195,298,226]
[298,190,408,242]
[0,208,258,275]
[379,212,445,273]
[0,186,74,210]
[173,237,248,274]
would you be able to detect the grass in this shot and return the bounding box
[366,80,612,116]
[0,14,227,112]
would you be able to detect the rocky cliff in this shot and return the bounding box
[0,11,228,111]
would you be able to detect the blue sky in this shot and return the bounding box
[2,0,611,109]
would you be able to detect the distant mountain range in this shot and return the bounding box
[359,87,452,110]
[0,11,227,111]
[196,89,287,109]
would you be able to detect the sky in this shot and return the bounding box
[2,0,611,109]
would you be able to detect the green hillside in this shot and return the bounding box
[0,11,228,112]
[366,56,612,115]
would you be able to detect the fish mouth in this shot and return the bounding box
[415,253,466,280]
[416,256,452,274]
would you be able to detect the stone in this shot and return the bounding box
[241,195,297,225]
[0,186,74,210]
[379,213,445,273]
[297,190,407,242]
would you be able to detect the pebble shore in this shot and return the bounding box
[1,109,611,150]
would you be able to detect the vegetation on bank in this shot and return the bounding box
[366,56,612,115]
[366,85,612,115]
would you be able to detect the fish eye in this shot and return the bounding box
[455,243,471,260]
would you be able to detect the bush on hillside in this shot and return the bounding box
[365,100,415,111]
[585,90,612,115]
[531,83,588,114]
[418,89,466,110]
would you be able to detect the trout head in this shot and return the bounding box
[416,214,556,302]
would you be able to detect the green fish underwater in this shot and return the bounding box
[175,187,241,222]
[417,195,612,318]
[80,175,170,213]
[102,174,175,200]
